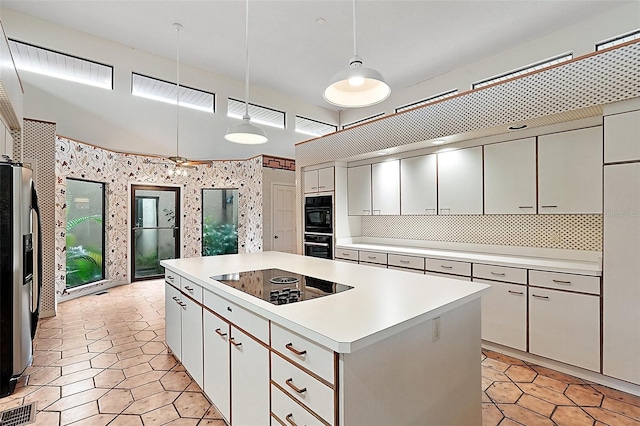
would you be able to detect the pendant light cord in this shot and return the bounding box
[244,0,250,118]
[352,0,357,57]
[175,23,181,157]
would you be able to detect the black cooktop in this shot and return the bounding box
[210,268,353,305]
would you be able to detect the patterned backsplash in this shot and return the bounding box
[361,214,602,251]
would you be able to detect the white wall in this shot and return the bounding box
[341,2,640,125]
[0,7,337,160]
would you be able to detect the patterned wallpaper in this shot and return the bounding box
[55,137,263,299]
[361,214,602,251]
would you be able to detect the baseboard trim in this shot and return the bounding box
[58,280,127,303]
[483,341,640,397]
[39,309,56,318]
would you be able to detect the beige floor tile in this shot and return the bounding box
[565,384,604,407]
[115,346,145,360]
[516,382,574,406]
[115,370,166,390]
[174,391,212,418]
[27,366,62,385]
[552,406,597,426]
[97,389,135,414]
[49,368,102,387]
[32,350,62,367]
[122,390,180,415]
[85,329,109,340]
[94,369,126,389]
[0,397,27,411]
[483,350,527,366]
[23,385,62,410]
[149,354,178,371]
[108,414,144,426]
[88,340,114,353]
[59,401,99,425]
[497,403,555,425]
[60,346,90,359]
[90,353,119,369]
[497,419,522,426]
[516,394,556,417]
[529,365,585,385]
[164,419,199,425]
[123,362,153,378]
[482,357,511,373]
[61,378,95,398]
[110,355,155,370]
[583,407,640,426]
[61,360,92,375]
[46,387,108,412]
[533,374,569,393]
[201,405,224,420]
[505,365,537,383]
[482,402,504,426]
[111,335,137,346]
[141,341,167,355]
[160,370,192,391]
[486,382,523,404]
[34,410,61,426]
[140,404,180,426]
[130,381,165,401]
[601,397,640,420]
[83,320,106,330]
[591,384,640,409]
[35,338,63,351]
[482,367,511,383]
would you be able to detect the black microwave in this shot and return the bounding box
[304,195,332,234]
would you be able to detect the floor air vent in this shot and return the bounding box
[0,402,36,426]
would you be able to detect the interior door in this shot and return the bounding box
[131,185,180,281]
[272,184,296,253]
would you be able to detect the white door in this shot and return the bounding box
[538,127,603,214]
[303,169,319,193]
[401,155,437,215]
[484,138,536,214]
[347,165,372,215]
[203,310,231,422]
[164,283,182,360]
[272,184,296,253]
[475,279,527,351]
[181,296,203,387]
[372,160,400,215]
[437,146,483,214]
[230,327,270,426]
[317,167,335,192]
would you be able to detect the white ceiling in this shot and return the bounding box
[1,0,630,110]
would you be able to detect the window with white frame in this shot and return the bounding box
[227,98,285,129]
[472,53,573,89]
[295,116,337,137]
[395,89,458,113]
[131,73,215,113]
[342,113,384,129]
[596,29,640,51]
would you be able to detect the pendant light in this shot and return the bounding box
[324,0,391,108]
[169,23,188,177]
[225,0,268,144]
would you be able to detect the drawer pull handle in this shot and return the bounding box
[167,275,174,281]
[367,256,377,260]
[215,328,227,337]
[541,205,557,208]
[230,338,242,347]
[518,206,533,209]
[532,294,549,300]
[286,378,307,394]
[285,343,307,356]
[342,252,351,256]
[172,296,179,301]
[552,279,572,284]
[491,272,506,276]
[184,286,194,292]
[400,260,410,264]
[177,301,186,308]
[319,185,326,188]
[285,413,298,426]
[508,290,524,295]
[440,265,453,269]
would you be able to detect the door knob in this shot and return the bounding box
[274,235,279,239]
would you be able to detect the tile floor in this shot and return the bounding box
[0,279,638,425]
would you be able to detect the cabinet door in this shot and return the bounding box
[165,283,182,360]
[231,327,270,426]
[203,310,231,422]
[604,110,640,163]
[475,279,526,351]
[303,170,319,193]
[400,155,437,215]
[538,127,603,214]
[317,167,334,192]
[484,138,536,214]
[347,165,372,215]
[603,163,640,384]
[529,288,600,371]
[372,160,400,215]
[437,146,483,214]
[181,296,203,387]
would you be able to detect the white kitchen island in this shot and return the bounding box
[161,252,489,426]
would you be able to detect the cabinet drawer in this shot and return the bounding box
[358,251,387,265]
[204,289,269,344]
[165,271,181,288]
[475,279,527,351]
[529,270,600,295]
[181,278,203,303]
[388,254,425,271]
[529,288,600,371]
[335,248,358,260]
[426,259,471,276]
[426,271,471,281]
[473,264,527,284]
[271,384,327,426]
[272,354,334,423]
[271,323,335,385]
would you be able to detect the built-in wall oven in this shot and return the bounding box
[304,195,333,259]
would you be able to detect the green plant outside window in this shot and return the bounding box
[202,189,238,256]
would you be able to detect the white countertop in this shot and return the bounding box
[161,252,488,353]
[336,242,602,276]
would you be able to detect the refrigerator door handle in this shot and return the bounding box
[30,184,42,339]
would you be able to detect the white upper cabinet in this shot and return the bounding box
[484,138,536,214]
[372,160,400,215]
[437,146,483,214]
[604,110,640,164]
[401,155,437,215]
[304,167,334,193]
[348,165,372,215]
[538,127,603,214]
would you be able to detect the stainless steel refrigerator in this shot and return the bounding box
[0,159,42,397]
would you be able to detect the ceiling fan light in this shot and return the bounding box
[225,115,268,145]
[324,57,391,108]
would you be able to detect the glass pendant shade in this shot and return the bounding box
[324,56,391,108]
[225,114,268,144]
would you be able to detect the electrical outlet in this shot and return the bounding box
[432,317,441,342]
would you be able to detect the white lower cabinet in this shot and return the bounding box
[231,327,270,426]
[203,310,231,422]
[529,287,600,372]
[181,296,203,387]
[165,283,182,360]
[271,384,325,426]
[475,279,527,351]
